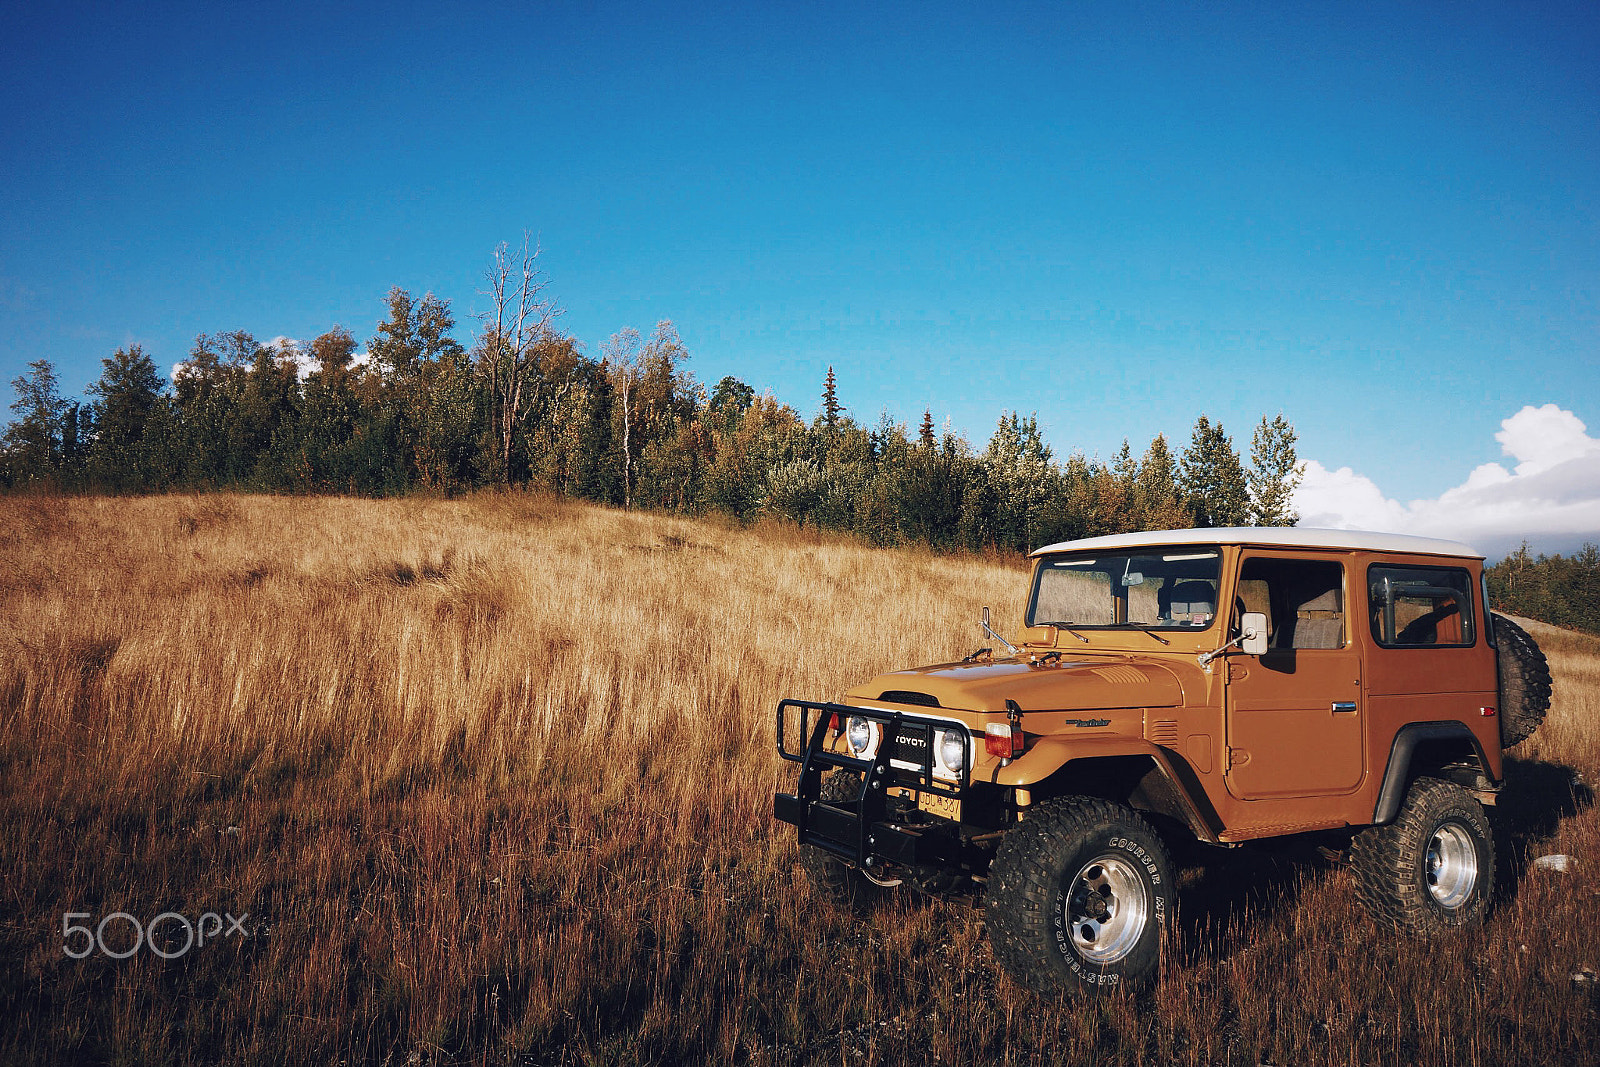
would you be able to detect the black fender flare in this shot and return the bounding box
[1372,722,1496,825]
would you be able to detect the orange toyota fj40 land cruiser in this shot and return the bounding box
[775,528,1551,993]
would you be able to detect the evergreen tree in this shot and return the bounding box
[820,366,844,432]
[980,412,1056,552]
[1106,439,1139,531]
[1179,415,1250,527]
[1134,433,1191,531]
[86,344,163,489]
[897,420,967,547]
[1045,451,1097,544]
[1248,413,1304,526]
[708,376,754,429]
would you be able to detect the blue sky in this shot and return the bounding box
[2,1,1596,554]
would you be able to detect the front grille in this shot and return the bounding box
[885,721,934,765]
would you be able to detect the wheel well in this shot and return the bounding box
[1029,755,1205,844]
[1409,737,1485,780]
[1373,723,1494,824]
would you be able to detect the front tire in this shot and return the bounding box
[1349,777,1494,934]
[985,797,1172,994]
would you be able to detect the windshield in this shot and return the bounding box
[1027,548,1223,631]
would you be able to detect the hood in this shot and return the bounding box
[844,655,1185,714]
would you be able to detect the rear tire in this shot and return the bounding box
[1492,613,1551,747]
[1350,777,1494,935]
[985,797,1171,994]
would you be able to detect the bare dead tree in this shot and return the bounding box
[602,326,642,508]
[478,234,560,484]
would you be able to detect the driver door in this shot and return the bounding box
[1225,554,1364,800]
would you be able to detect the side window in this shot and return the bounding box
[1368,565,1476,647]
[1237,557,1347,650]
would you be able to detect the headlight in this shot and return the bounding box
[936,729,968,778]
[846,716,878,757]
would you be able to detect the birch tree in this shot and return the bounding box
[602,327,642,507]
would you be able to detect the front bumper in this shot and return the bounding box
[773,699,969,871]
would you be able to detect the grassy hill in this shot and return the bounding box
[1,494,1597,1065]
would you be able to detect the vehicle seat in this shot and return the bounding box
[1161,581,1216,625]
[1291,588,1344,649]
[1235,578,1274,644]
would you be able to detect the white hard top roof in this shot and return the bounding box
[1030,527,1483,560]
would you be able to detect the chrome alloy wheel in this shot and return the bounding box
[1065,854,1149,963]
[1426,821,1480,910]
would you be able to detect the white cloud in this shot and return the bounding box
[1293,404,1600,559]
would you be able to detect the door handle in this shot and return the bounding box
[1331,701,1358,714]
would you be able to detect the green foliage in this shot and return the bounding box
[85,345,163,490]
[977,412,1056,553]
[709,375,754,425]
[819,366,844,432]
[2,250,1316,559]
[1179,414,1250,528]
[3,359,71,486]
[1248,413,1303,526]
[1488,542,1600,635]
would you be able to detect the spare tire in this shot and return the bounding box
[1492,613,1551,747]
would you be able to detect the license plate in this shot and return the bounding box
[917,791,961,822]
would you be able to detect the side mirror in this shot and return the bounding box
[1241,612,1268,656]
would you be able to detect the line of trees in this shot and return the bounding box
[1487,543,1600,636]
[3,242,1306,554]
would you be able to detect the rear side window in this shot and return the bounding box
[1368,565,1476,647]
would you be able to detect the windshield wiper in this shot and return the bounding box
[1107,622,1170,645]
[1045,622,1090,643]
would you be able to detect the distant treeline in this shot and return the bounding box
[3,243,1305,555]
[1488,544,1600,636]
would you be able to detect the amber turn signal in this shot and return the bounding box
[985,722,1024,758]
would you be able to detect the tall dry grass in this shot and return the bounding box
[0,493,1596,1065]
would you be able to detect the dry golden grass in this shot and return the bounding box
[0,493,1596,1066]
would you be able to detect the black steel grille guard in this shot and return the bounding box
[774,699,968,870]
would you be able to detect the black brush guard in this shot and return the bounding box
[774,699,967,872]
